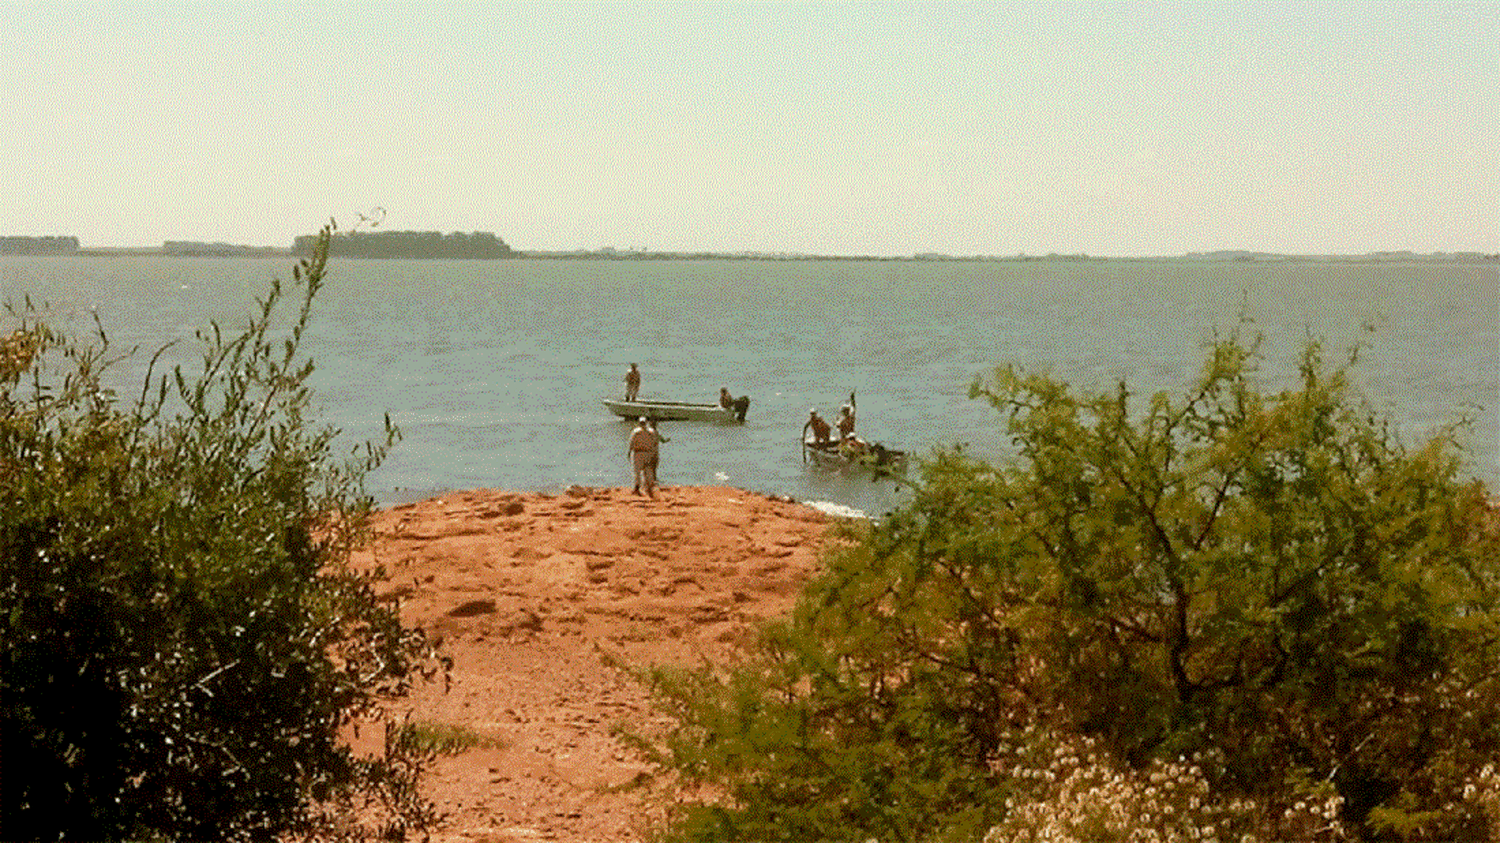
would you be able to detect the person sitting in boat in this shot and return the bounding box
[624,363,641,402]
[836,402,856,438]
[803,408,833,445]
[719,387,734,409]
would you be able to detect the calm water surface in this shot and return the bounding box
[3,256,1495,517]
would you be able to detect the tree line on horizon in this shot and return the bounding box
[0,236,80,255]
[291,230,513,259]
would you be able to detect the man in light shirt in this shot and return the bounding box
[628,417,664,497]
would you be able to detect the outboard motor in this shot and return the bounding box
[732,395,751,422]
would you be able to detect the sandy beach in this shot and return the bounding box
[350,484,836,843]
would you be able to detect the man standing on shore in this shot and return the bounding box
[628,417,660,497]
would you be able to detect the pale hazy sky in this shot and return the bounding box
[4,2,1496,256]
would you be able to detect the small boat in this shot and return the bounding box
[802,437,907,475]
[602,396,749,423]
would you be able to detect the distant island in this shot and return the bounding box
[161,242,291,257]
[0,236,293,258]
[291,230,513,259]
[2,234,1495,263]
[0,231,516,260]
[1,236,80,255]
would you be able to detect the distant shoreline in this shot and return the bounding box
[7,247,1498,264]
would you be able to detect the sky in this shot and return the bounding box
[3,1,1496,257]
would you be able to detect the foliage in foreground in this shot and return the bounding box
[1,226,445,842]
[637,333,1500,843]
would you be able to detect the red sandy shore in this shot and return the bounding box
[349,485,835,843]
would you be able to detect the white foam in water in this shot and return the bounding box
[804,500,868,520]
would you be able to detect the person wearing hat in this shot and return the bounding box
[628,416,662,497]
[836,401,856,439]
[802,408,832,445]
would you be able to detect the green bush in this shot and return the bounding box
[1,226,446,842]
[638,333,1500,843]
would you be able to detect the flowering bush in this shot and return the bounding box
[986,735,1342,843]
[986,738,1500,843]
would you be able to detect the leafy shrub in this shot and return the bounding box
[638,332,1500,843]
[1,225,446,842]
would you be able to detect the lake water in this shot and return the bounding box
[3,255,1495,518]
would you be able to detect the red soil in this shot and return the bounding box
[350,485,833,843]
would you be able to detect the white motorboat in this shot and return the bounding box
[602,396,749,423]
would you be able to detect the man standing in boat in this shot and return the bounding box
[629,417,662,497]
[625,363,641,402]
[836,394,856,439]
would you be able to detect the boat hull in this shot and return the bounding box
[602,398,746,423]
[802,439,907,474]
